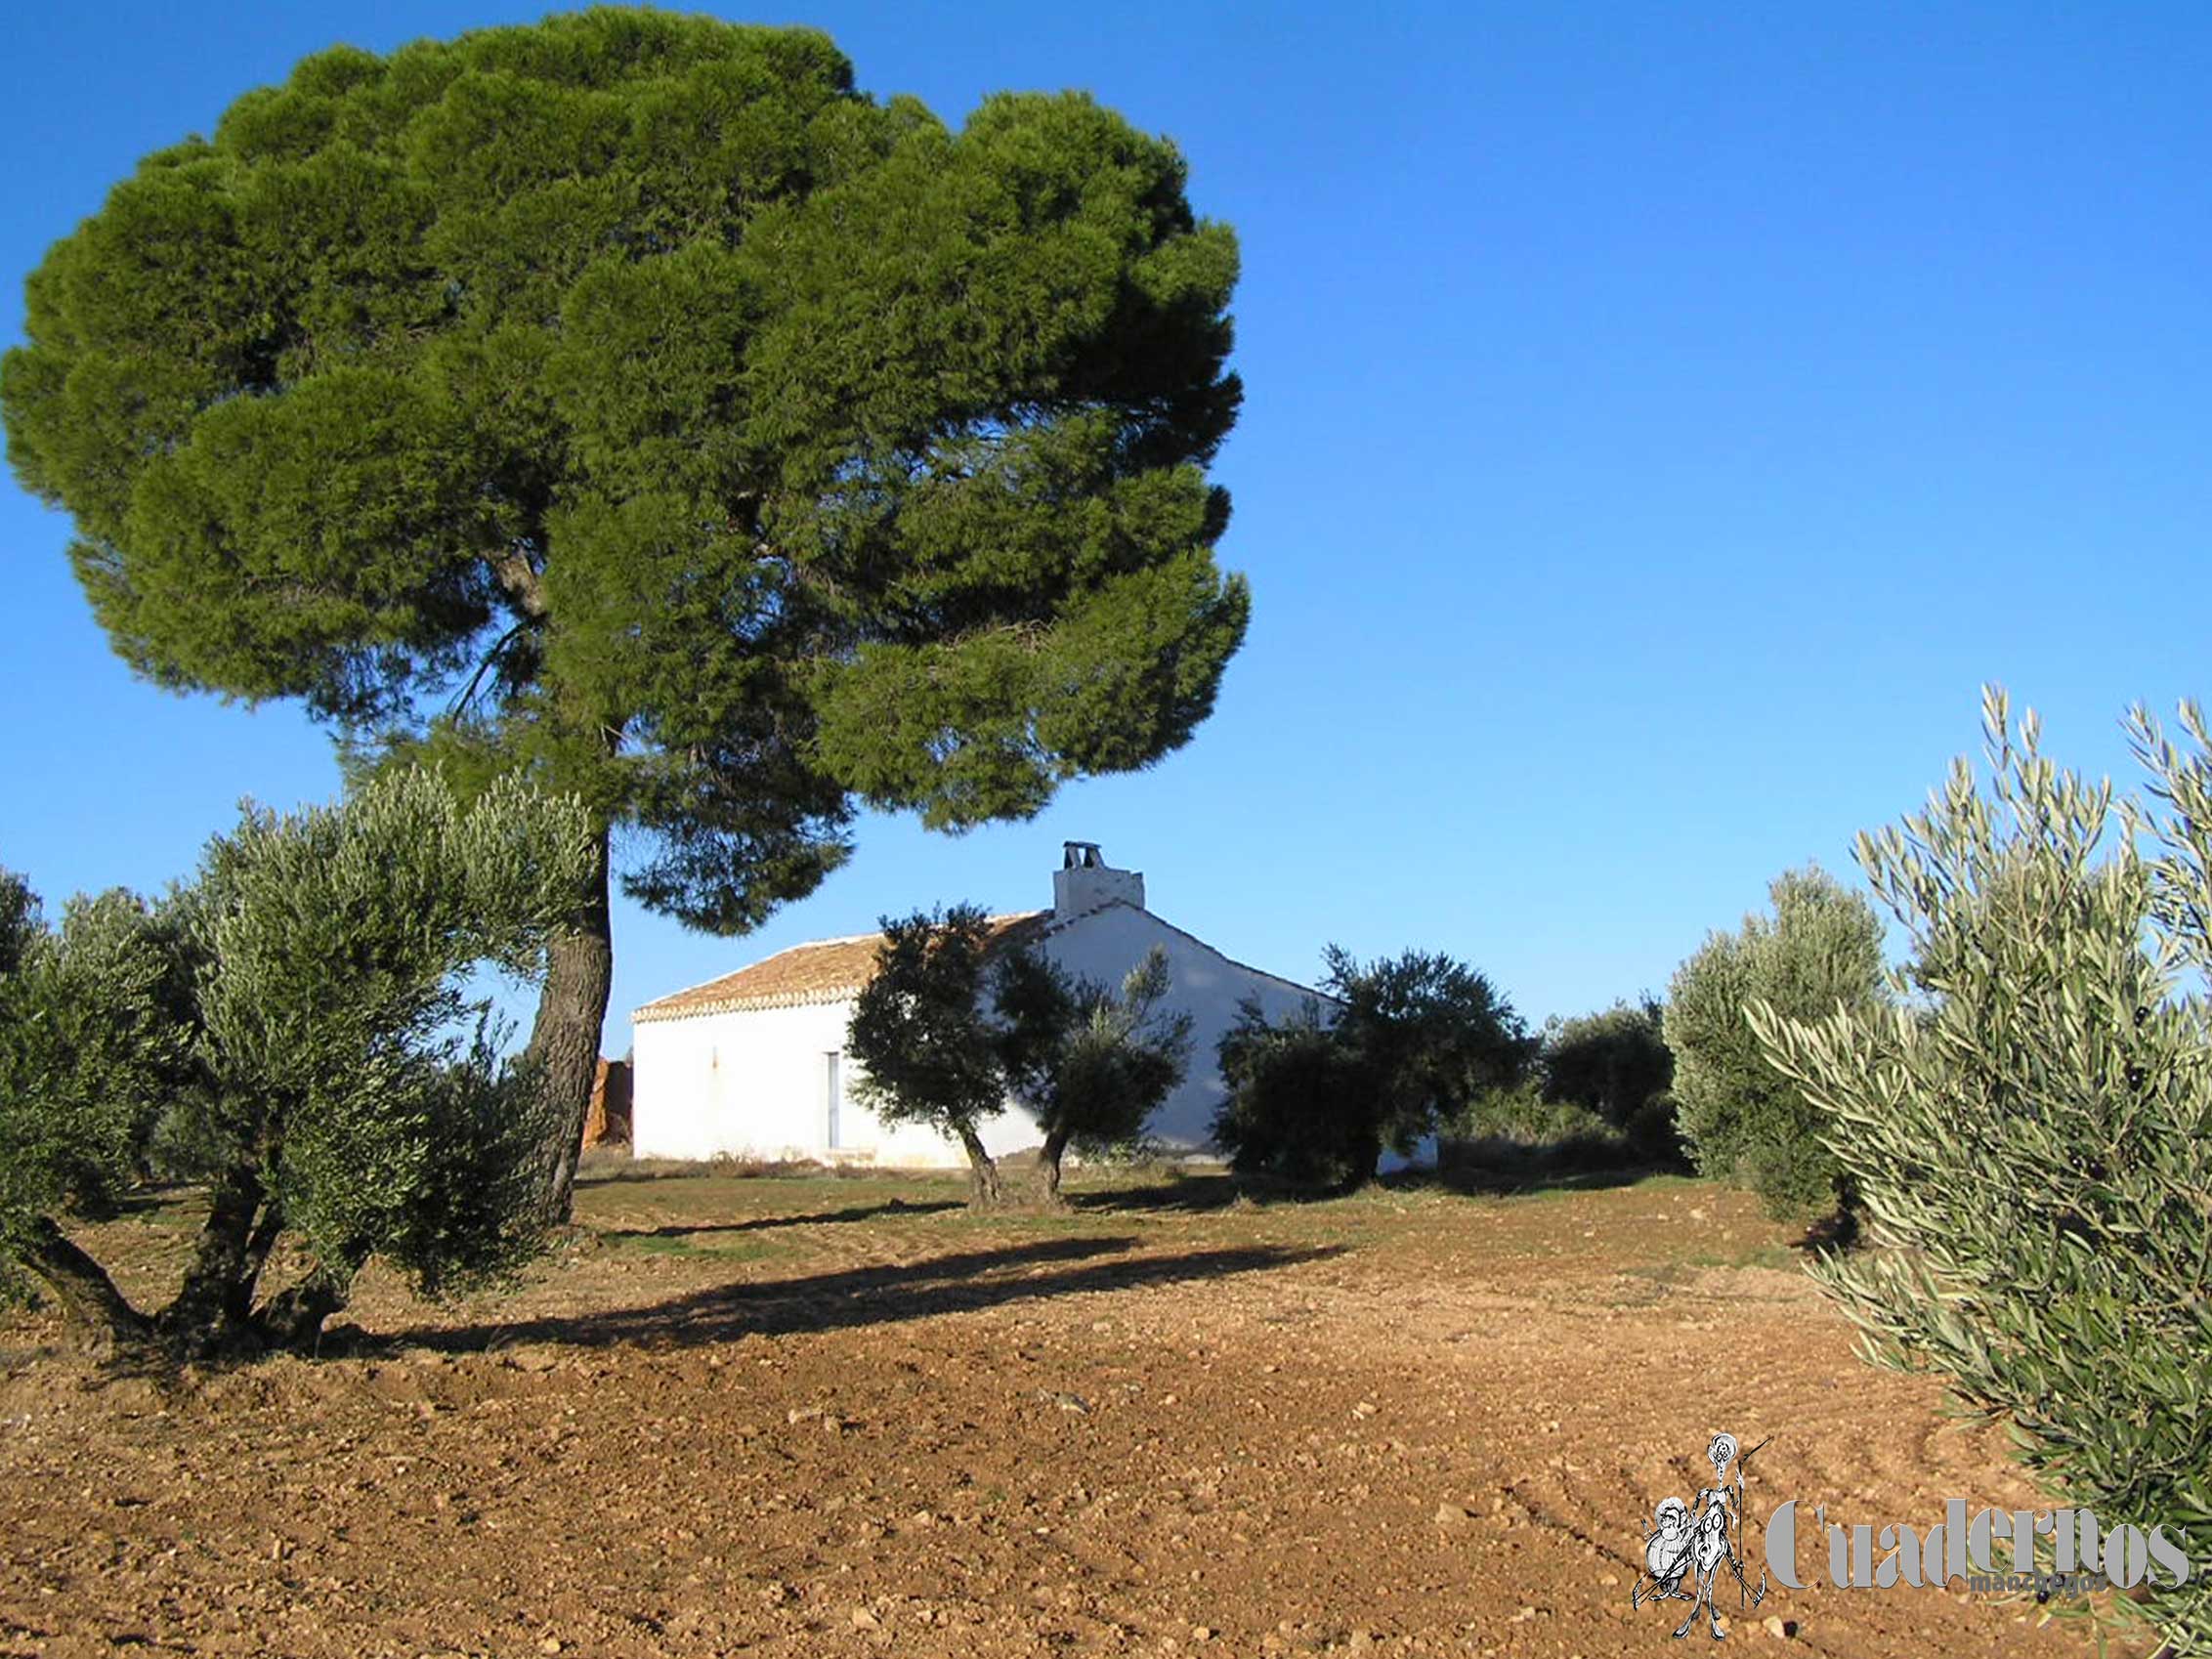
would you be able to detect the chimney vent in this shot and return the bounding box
[1053,842,1144,917]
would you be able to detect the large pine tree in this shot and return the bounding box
[2,11,1250,1214]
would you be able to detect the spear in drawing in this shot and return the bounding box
[1733,1434,1772,1609]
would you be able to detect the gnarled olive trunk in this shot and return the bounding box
[1036,1128,1072,1208]
[25,1217,149,1355]
[31,1181,355,1359]
[530,825,614,1224]
[956,1126,1004,1209]
[23,1170,356,1359]
[253,1261,353,1352]
[157,1165,267,1355]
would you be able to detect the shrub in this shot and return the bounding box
[1541,999,1674,1127]
[1435,1082,1674,1183]
[1621,1092,1688,1168]
[1454,1082,1578,1141]
[1750,690,2212,1654]
[1665,866,1886,1217]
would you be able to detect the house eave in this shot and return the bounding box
[633,986,861,1024]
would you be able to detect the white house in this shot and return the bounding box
[628,843,1332,1167]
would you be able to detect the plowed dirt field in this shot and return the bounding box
[0,1166,2141,1658]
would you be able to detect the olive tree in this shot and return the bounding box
[1213,947,1534,1188]
[0,769,593,1356]
[846,906,1015,1207]
[996,944,1191,1203]
[1750,690,2212,1654]
[2,11,1250,1221]
[847,910,1190,1206]
[1665,867,1887,1217]
[1540,999,1673,1127]
[0,880,187,1341]
[1212,998,1369,1188]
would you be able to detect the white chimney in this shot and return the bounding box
[1053,841,1145,917]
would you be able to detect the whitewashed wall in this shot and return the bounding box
[629,899,1330,1167]
[632,994,1041,1167]
[633,998,849,1161]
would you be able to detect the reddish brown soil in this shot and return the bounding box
[0,1168,2145,1658]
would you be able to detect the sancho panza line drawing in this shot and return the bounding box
[1633,1431,1770,1639]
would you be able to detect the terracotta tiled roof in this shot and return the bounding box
[633,911,1052,1023]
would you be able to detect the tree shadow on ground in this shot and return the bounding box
[1414,1163,1678,1198]
[1066,1172,1245,1214]
[600,1197,968,1241]
[1790,1210,1858,1255]
[369,1235,1340,1355]
[1066,1163,1680,1212]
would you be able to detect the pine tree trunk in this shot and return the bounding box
[531,824,614,1224]
[957,1126,1004,1209]
[25,1217,149,1354]
[1037,1129,1071,1208]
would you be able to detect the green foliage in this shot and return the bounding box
[1327,946,1538,1163]
[1664,866,1886,1217]
[2,9,1249,934]
[1212,998,1370,1188]
[1516,999,1685,1170]
[1213,947,1535,1188]
[1750,690,2212,1654]
[847,913,1191,1202]
[359,1031,561,1299]
[0,879,185,1296]
[0,768,593,1345]
[846,906,1009,1153]
[1456,1083,1584,1141]
[1438,1085,1645,1184]
[1620,1092,1688,1168]
[188,767,590,1292]
[1048,950,1193,1156]
[1540,999,1674,1128]
[998,944,1192,1172]
[0,872,32,975]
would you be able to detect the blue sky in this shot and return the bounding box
[4,1,2209,1051]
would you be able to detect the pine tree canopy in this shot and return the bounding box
[1,9,1250,933]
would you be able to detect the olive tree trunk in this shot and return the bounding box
[956,1126,1004,1209]
[25,1217,150,1354]
[531,825,614,1224]
[27,1191,351,1359]
[1349,1127,1385,1193]
[157,1165,266,1355]
[253,1261,353,1352]
[1036,1128,1072,1208]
